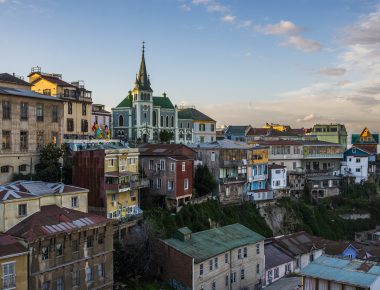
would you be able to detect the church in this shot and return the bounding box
[112,44,178,143]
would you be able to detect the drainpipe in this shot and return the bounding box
[192,257,195,290]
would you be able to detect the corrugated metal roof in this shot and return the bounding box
[0,86,61,101]
[300,255,380,287]
[162,223,265,263]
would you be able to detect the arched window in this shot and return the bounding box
[119,115,124,127]
[171,116,174,127]
[153,111,157,126]
[166,116,169,127]
[160,116,164,127]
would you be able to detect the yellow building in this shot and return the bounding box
[28,67,92,140]
[263,123,290,132]
[0,234,28,290]
[0,181,88,232]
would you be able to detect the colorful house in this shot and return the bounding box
[341,147,370,183]
[352,127,379,155]
[312,124,348,148]
[91,104,112,139]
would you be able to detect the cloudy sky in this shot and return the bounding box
[1,0,380,133]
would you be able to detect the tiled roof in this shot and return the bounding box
[274,231,326,256]
[139,143,195,157]
[153,96,175,109]
[162,223,265,263]
[178,108,215,122]
[300,255,380,287]
[0,86,61,102]
[0,234,28,257]
[32,74,76,87]
[6,205,110,241]
[225,125,250,135]
[265,241,294,269]
[116,95,132,108]
[0,73,30,86]
[188,140,252,149]
[246,128,269,136]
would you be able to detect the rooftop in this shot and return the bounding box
[274,231,327,256]
[178,107,215,122]
[138,143,195,157]
[162,223,265,263]
[0,86,62,102]
[0,234,28,258]
[6,205,110,241]
[300,255,380,287]
[265,240,294,269]
[188,140,267,150]
[225,125,250,135]
[0,73,30,86]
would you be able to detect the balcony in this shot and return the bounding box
[220,175,246,184]
[303,153,343,159]
[251,174,267,181]
[106,179,149,192]
[56,93,92,102]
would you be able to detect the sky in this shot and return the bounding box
[1,0,380,133]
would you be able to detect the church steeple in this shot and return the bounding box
[134,42,152,92]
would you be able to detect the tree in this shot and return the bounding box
[34,144,63,182]
[159,130,174,143]
[194,165,217,197]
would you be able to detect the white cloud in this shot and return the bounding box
[319,67,346,76]
[0,0,6,3]
[256,20,300,35]
[297,114,316,122]
[284,35,321,52]
[221,15,235,24]
[238,20,252,28]
[180,4,191,11]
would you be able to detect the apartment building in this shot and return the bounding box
[0,180,88,232]
[312,124,348,147]
[341,147,370,183]
[28,67,93,139]
[0,76,64,184]
[268,164,288,198]
[178,107,216,144]
[157,223,265,290]
[0,233,28,290]
[6,205,114,290]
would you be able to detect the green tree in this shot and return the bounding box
[194,165,217,197]
[34,143,63,182]
[159,130,174,143]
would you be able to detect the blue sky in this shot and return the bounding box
[1,0,380,131]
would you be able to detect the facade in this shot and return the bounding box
[264,239,295,287]
[112,45,178,143]
[157,223,265,290]
[274,231,325,272]
[268,164,288,198]
[306,175,341,200]
[0,180,88,232]
[178,107,216,144]
[6,205,114,290]
[224,125,251,142]
[0,233,28,290]
[92,104,112,139]
[139,144,195,209]
[312,124,348,147]
[352,127,379,155]
[0,83,64,184]
[341,147,370,183]
[191,140,250,204]
[28,67,93,139]
[300,255,380,290]
[72,144,146,237]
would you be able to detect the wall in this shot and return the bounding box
[0,252,28,290]
[265,261,293,286]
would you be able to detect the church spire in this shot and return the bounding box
[134,41,152,92]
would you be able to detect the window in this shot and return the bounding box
[214,257,218,269]
[56,277,64,290]
[43,89,51,95]
[36,103,44,121]
[309,253,314,262]
[67,118,74,132]
[171,116,174,127]
[20,102,28,120]
[274,267,279,278]
[165,116,169,127]
[356,158,361,163]
[182,162,186,172]
[72,270,80,286]
[285,263,291,273]
[2,262,15,289]
[119,115,124,126]
[170,163,175,171]
[42,281,50,290]
[153,111,157,126]
[243,247,247,258]
[211,123,215,131]
[225,274,229,286]
[232,272,236,283]
[256,243,260,254]
[86,236,93,248]
[18,204,27,216]
[1,166,9,173]
[356,168,361,172]
[157,178,162,189]
[19,164,27,172]
[211,281,216,290]
[98,263,105,278]
[160,116,164,127]
[2,131,11,150]
[72,240,79,252]
[199,123,205,131]
[256,263,260,274]
[41,246,49,260]
[68,101,72,114]
[20,131,28,150]
[238,249,242,259]
[209,259,213,271]
[211,152,216,162]
[112,194,116,201]
[168,180,174,191]
[2,101,11,119]
[82,103,87,116]
[81,119,88,132]
[225,253,228,263]
[184,178,189,190]
[71,197,79,208]
[200,263,203,276]
[52,105,59,122]
[56,243,63,256]
[85,266,93,282]
[149,179,154,189]
[160,159,166,170]
[98,233,105,244]
[149,160,154,170]
[241,269,245,280]
[35,130,44,149]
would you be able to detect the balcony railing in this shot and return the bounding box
[106,179,149,192]
[303,153,343,159]
[221,175,246,184]
[56,93,92,102]
[251,174,267,181]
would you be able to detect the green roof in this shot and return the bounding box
[162,223,265,263]
[153,96,175,109]
[178,108,215,122]
[116,95,132,108]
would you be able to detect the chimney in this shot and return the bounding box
[174,227,192,242]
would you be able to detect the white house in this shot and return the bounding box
[269,164,287,190]
[341,147,370,183]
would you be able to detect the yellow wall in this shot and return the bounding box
[107,189,139,216]
[248,148,269,164]
[1,253,28,290]
[263,123,288,132]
